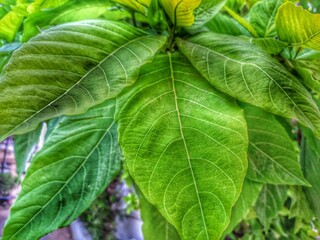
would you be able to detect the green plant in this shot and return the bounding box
[0,0,320,239]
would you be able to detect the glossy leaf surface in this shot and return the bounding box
[117,53,248,240]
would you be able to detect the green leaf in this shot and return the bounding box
[254,185,287,230]
[140,192,181,240]
[117,52,248,240]
[276,2,320,50]
[242,103,308,186]
[14,125,42,177]
[249,38,288,55]
[176,33,320,137]
[187,0,227,30]
[0,7,25,42]
[22,0,131,42]
[301,127,320,218]
[2,99,122,240]
[249,0,283,37]
[114,0,150,14]
[161,0,202,27]
[223,179,263,235]
[205,13,249,36]
[289,187,313,222]
[0,20,167,141]
[0,42,21,71]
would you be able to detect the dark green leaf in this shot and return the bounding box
[2,99,122,240]
[242,103,308,185]
[117,52,248,240]
[176,33,320,137]
[0,20,167,141]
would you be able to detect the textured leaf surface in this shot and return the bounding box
[0,42,21,72]
[254,185,287,229]
[113,0,150,14]
[117,53,248,240]
[14,125,42,177]
[289,187,313,221]
[249,0,282,37]
[2,99,121,240]
[250,38,288,55]
[176,33,320,137]
[301,127,320,218]
[276,2,320,50]
[0,20,166,141]
[161,0,201,27]
[188,0,226,30]
[242,103,308,185]
[223,179,263,235]
[140,192,180,240]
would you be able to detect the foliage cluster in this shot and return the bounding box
[1,0,320,239]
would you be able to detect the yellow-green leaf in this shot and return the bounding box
[276,2,320,50]
[161,0,201,27]
[114,0,150,14]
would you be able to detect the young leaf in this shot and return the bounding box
[161,0,201,27]
[254,185,288,230]
[242,103,309,186]
[176,33,320,138]
[140,192,181,240]
[117,53,248,240]
[0,20,167,142]
[2,99,122,240]
[14,125,42,177]
[276,2,320,50]
[223,179,263,236]
[0,7,25,42]
[249,0,283,37]
[301,127,320,218]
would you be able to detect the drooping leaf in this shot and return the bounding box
[2,99,122,240]
[0,20,167,142]
[223,179,263,235]
[205,13,249,36]
[161,0,201,27]
[22,0,130,41]
[117,52,248,240]
[242,103,308,185]
[249,0,283,37]
[188,0,227,30]
[301,126,320,218]
[254,185,288,230]
[276,2,320,50]
[14,125,42,177]
[140,192,180,240]
[176,33,320,137]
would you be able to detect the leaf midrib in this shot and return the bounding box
[4,35,148,138]
[168,52,209,240]
[7,122,115,240]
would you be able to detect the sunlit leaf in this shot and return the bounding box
[177,33,320,137]
[161,0,201,27]
[117,52,248,240]
[114,0,150,14]
[276,2,320,50]
[0,20,167,142]
[2,99,122,240]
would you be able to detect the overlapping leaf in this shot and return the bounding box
[117,52,248,240]
[0,20,167,141]
[113,0,150,14]
[161,0,201,27]
[242,103,308,185]
[276,2,320,50]
[2,99,122,240]
[177,33,320,137]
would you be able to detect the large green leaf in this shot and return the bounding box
[188,0,227,30]
[14,125,42,177]
[289,187,313,222]
[176,33,320,137]
[117,52,248,240]
[0,42,21,71]
[242,103,308,185]
[2,99,122,240]
[301,127,320,218]
[0,20,167,142]
[276,2,320,50]
[140,192,180,240]
[249,0,282,37]
[254,185,287,230]
[249,38,288,55]
[22,0,128,41]
[223,179,263,235]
